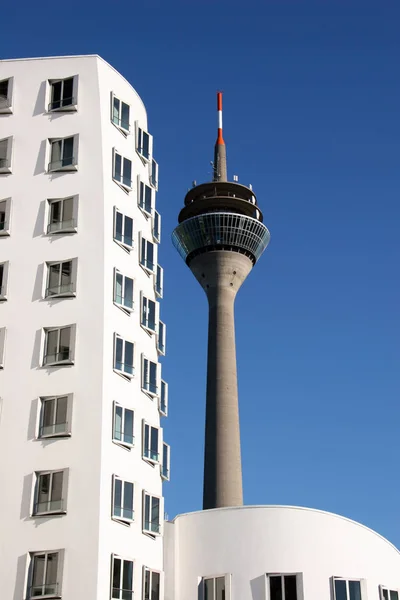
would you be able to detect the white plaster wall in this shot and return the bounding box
[165,506,400,600]
[0,55,165,599]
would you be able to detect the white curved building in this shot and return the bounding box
[0,55,167,599]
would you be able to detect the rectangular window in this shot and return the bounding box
[149,158,158,190]
[0,261,9,299]
[141,295,157,333]
[46,259,76,297]
[113,403,134,447]
[142,356,159,396]
[112,95,130,132]
[49,76,77,111]
[114,209,133,249]
[143,491,161,535]
[161,442,170,481]
[43,326,75,366]
[143,567,161,600]
[113,150,132,190]
[0,197,11,235]
[152,211,161,244]
[138,181,153,216]
[0,136,13,173]
[203,576,227,600]
[112,476,134,523]
[111,555,134,600]
[140,236,156,273]
[114,270,134,312]
[114,334,134,378]
[136,125,152,161]
[28,551,62,598]
[380,588,399,600]
[159,380,168,417]
[269,574,299,600]
[0,77,13,113]
[157,320,166,356]
[47,196,77,234]
[34,470,67,515]
[143,422,160,463]
[48,135,77,171]
[155,264,163,298]
[0,327,6,368]
[334,579,362,600]
[39,395,71,438]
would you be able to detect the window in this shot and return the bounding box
[0,77,13,113]
[0,261,9,299]
[46,260,76,298]
[112,95,130,132]
[333,579,362,600]
[113,150,132,191]
[141,295,157,333]
[159,380,168,417]
[0,198,11,235]
[113,403,134,447]
[49,76,77,111]
[149,158,158,190]
[142,356,159,397]
[152,211,161,243]
[161,442,170,481]
[203,576,228,600]
[111,555,134,600]
[143,491,161,535]
[0,327,6,368]
[114,270,134,312]
[143,422,160,463]
[269,574,300,600]
[140,236,156,273]
[380,587,399,600]
[155,264,163,298]
[143,568,160,600]
[138,180,153,216]
[47,197,77,234]
[43,326,75,366]
[39,395,71,438]
[33,470,67,515]
[157,321,166,356]
[27,550,63,599]
[0,136,13,173]
[136,125,152,161]
[114,334,134,378]
[114,209,133,250]
[112,476,134,523]
[48,136,78,171]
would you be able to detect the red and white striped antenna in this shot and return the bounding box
[216,91,225,146]
[213,91,227,181]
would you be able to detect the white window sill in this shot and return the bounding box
[136,150,151,164]
[48,165,78,173]
[140,263,155,277]
[112,515,135,526]
[143,455,160,466]
[161,473,170,482]
[111,120,130,136]
[112,178,132,194]
[33,509,67,517]
[0,230,10,236]
[141,323,156,336]
[138,206,152,219]
[38,432,71,440]
[157,347,166,357]
[0,167,12,174]
[47,227,77,235]
[48,104,77,113]
[0,295,8,302]
[0,105,13,114]
[28,593,61,600]
[113,368,134,380]
[141,387,159,399]
[45,292,76,300]
[113,301,134,315]
[142,528,162,538]
[43,359,74,368]
[114,238,134,253]
[112,439,134,451]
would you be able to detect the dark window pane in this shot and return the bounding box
[43,399,55,427]
[50,201,61,223]
[335,580,348,600]
[116,212,123,239]
[52,82,62,106]
[122,560,133,591]
[45,553,58,584]
[390,592,398,600]
[56,396,68,425]
[270,576,283,600]
[349,581,361,600]
[152,571,160,600]
[205,579,214,600]
[284,576,297,600]
[112,557,121,589]
[125,217,133,244]
[32,554,46,586]
[115,154,122,180]
[63,137,74,159]
[51,472,63,502]
[63,78,73,102]
[114,479,122,513]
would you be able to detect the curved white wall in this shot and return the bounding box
[164,506,400,600]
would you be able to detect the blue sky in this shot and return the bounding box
[3,0,400,545]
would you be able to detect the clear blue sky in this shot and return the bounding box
[3,0,400,545]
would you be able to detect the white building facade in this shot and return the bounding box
[0,55,168,599]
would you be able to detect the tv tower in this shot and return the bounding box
[172,93,270,509]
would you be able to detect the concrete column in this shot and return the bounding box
[190,251,253,509]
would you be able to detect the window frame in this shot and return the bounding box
[142,421,161,464]
[149,158,159,190]
[202,574,231,600]
[114,268,134,313]
[267,573,303,600]
[0,260,9,300]
[332,578,364,600]
[48,76,78,112]
[143,566,161,600]
[141,355,160,398]
[142,490,163,536]
[135,122,153,162]
[113,333,135,379]
[0,136,13,173]
[38,394,72,439]
[45,259,77,298]
[0,77,13,113]
[157,320,166,356]
[161,442,170,481]
[111,93,130,134]
[140,234,157,275]
[111,554,134,600]
[47,196,78,235]
[0,197,12,236]
[159,380,168,417]
[33,469,68,516]
[112,402,135,449]
[112,148,132,192]
[42,325,76,367]
[0,327,6,368]
[154,264,163,298]
[152,210,161,244]
[112,475,135,524]
[27,549,64,600]
[380,586,400,600]
[114,207,134,251]
[48,135,78,172]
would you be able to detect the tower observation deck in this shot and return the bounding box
[172,93,270,509]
